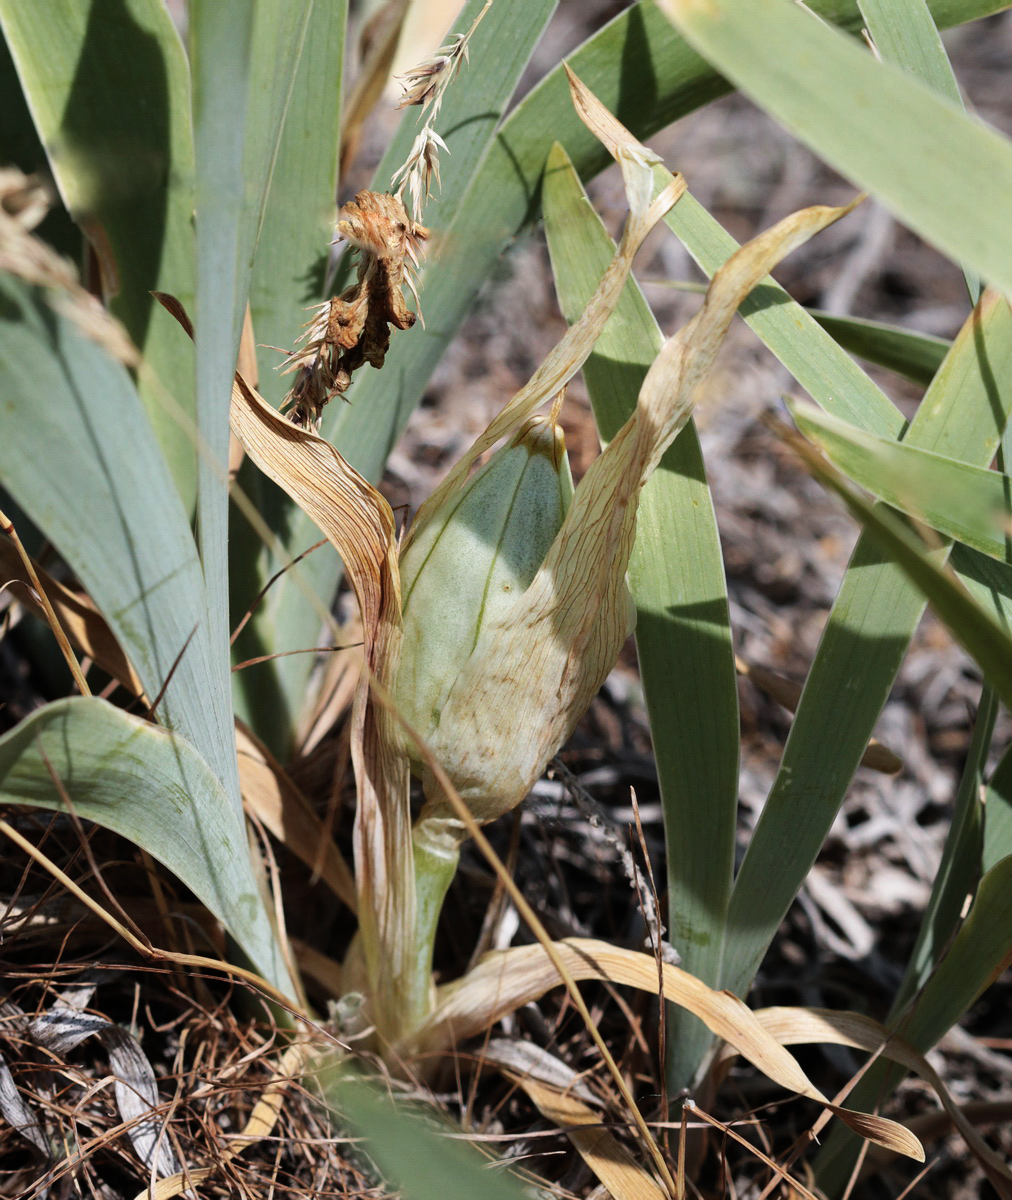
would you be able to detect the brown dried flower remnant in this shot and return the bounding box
[281,190,428,429]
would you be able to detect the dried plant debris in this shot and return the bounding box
[0,967,376,1199]
[0,982,181,1194]
[0,169,138,367]
[278,3,492,428]
[281,190,428,429]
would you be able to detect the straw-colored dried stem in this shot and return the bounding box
[0,505,91,697]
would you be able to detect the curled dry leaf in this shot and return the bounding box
[227,370,415,1041]
[485,1038,668,1200]
[417,937,923,1162]
[750,1007,1012,1195]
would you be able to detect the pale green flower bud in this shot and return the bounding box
[394,412,573,775]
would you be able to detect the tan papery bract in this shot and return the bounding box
[417,937,924,1162]
[228,372,414,1040]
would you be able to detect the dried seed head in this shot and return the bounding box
[395,52,453,111]
[391,128,449,222]
[280,190,428,428]
[388,2,491,222]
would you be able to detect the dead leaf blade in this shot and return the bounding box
[424,938,923,1161]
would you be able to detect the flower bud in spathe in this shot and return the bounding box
[394,410,574,787]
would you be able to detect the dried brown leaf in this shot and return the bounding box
[421,938,923,1161]
[751,1007,1012,1195]
[236,721,357,912]
[227,369,415,1041]
[487,1039,668,1200]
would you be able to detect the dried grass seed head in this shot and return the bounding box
[391,127,448,222]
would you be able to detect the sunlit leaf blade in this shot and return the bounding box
[789,397,1012,561]
[0,276,236,802]
[0,0,197,508]
[189,0,316,778]
[330,0,1001,474]
[858,0,980,300]
[633,196,1005,672]
[785,424,1012,1192]
[658,0,1012,294]
[725,288,1012,1004]
[542,142,738,1085]
[859,0,962,101]
[247,3,346,406]
[190,0,317,404]
[326,1078,532,1200]
[233,0,347,747]
[564,80,1012,1105]
[807,310,949,386]
[788,429,1012,710]
[0,698,293,994]
[654,282,950,386]
[951,542,1012,629]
